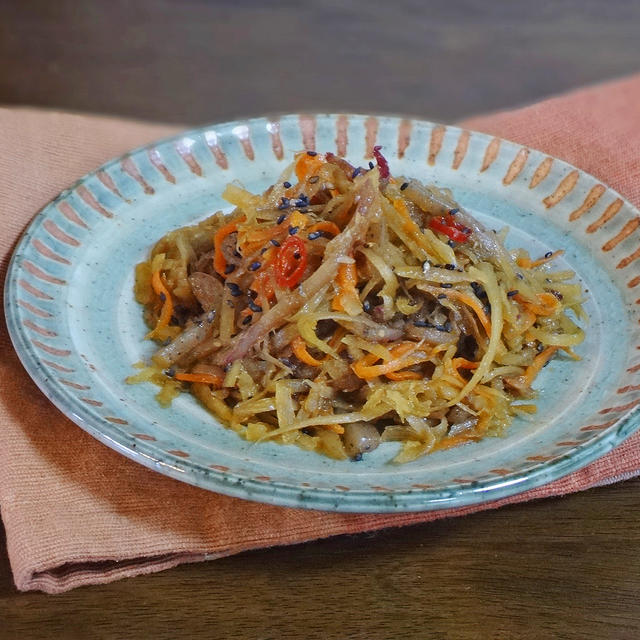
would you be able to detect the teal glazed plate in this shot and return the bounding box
[5,114,640,512]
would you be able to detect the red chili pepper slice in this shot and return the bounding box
[275,236,308,288]
[428,216,471,243]
[444,213,470,233]
[372,145,390,179]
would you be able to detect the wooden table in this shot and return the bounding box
[2,2,640,637]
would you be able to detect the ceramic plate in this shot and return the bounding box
[5,114,640,512]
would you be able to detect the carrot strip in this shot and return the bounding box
[451,358,479,370]
[432,432,481,452]
[352,343,431,379]
[385,370,422,380]
[292,335,323,367]
[323,424,345,435]
[213,218,242,277]
[514,292,560,317]
[288,210,310,230]
[393,199,430,249]
[295,153,324,182]
[174,372,223,387]
[150,270,173,332]
[331,261,361,313]
[517,250,564,269]
[445,289,492,337]
[523,346,559,386]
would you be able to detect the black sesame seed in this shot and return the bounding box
[352,168,362,179]
[400,182,409,191]
[471,282,487,298]
[352,453,363,462]
[363,300,372,312]
[307,150,317,156]
[159,292,166,302]
[260,247,268,254]
[413,320,434,328]
[277,214,287,224]
[308,175,319,184]
[248,300,263,313]
[227,282,243,297]
[242,314,252,325]
[206,310,215,323]
[447,239,455,247]
[165,367,176,377]
[368,161,375,170]
[247,289,258,299]
[437,293,447,299]
[283,181,292,188]
[444,263,455,270]
[551,290,564,301]
[233,249,242,258]
[440,283,453,289]
[537,343,545,352]
[288,226,299,235]
[307,231,322,240]
[248,261,261,271]
[224,263,236,274]
[545,251,553,258]
[293,251,301,259]
[449,208,459,215]
[270,238,281,247]
[507,290,519,297]
[516,273,524,280]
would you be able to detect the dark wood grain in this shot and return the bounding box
[2,480,640,639]
[2,0,640,125]
[2,1,640,637]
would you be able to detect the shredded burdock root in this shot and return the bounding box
[127,149,586,463]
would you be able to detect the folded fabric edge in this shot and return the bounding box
[17,552,215,594]
[15,465,640,594]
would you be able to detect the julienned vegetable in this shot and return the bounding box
[128,150,585,463]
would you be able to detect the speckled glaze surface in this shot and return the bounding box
[5,114,640,512]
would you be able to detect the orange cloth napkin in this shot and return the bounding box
[2,74,640,594]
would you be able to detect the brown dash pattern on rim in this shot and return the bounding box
[175,138,204,177]
[148,148,177,184]
[542,169,579,207]
[265,121,284,161]
[121,156,155,194]
[451,130,470,170]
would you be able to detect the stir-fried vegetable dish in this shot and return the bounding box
[128,149,585,462]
